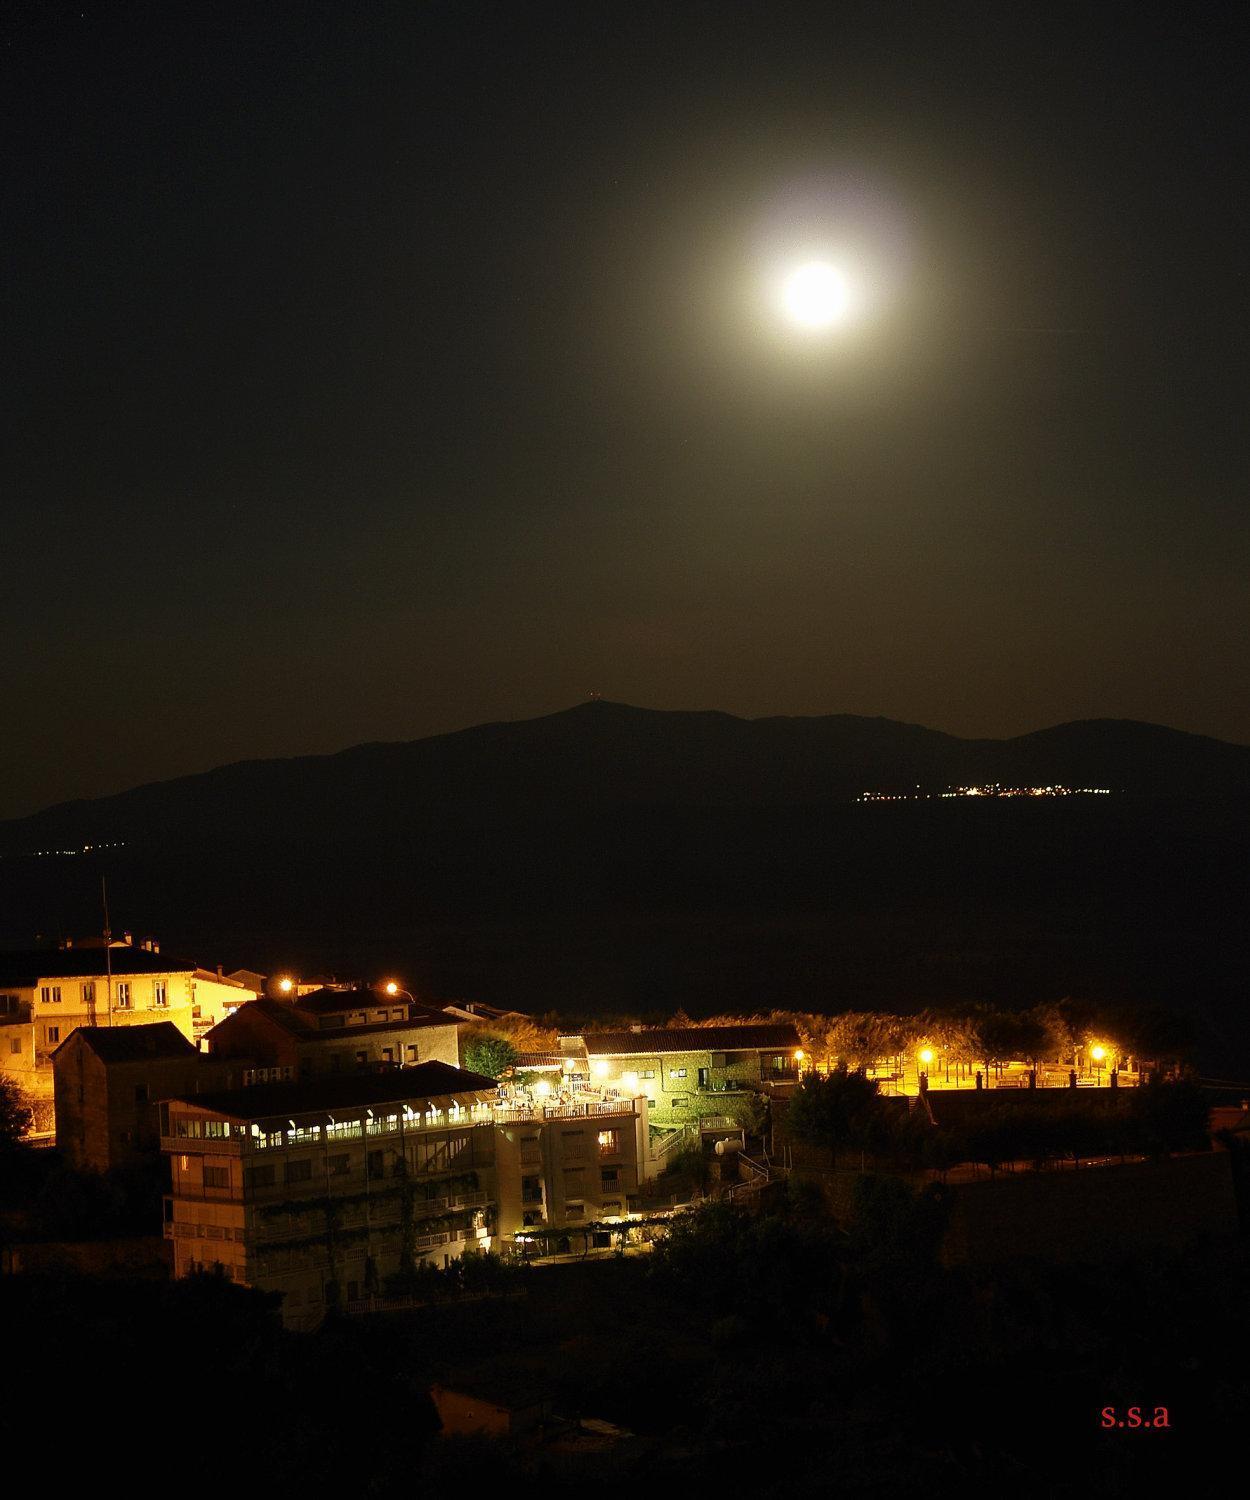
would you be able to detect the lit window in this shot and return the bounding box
[40,985,62,1005]
[154,980,168,1008]
[115,983,131,1009]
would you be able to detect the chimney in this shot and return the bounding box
[217,964,223,977]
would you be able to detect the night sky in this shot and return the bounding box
[6,1,1247,820]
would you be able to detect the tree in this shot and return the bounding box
[785,1065,891,1168]
[462,1033,518,1080]
[0,1077,32,1151]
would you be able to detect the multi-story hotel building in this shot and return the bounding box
[161,1063,651,1328]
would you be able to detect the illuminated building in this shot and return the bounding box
[203,987,462,1078]
[559,1024,804,1127]
[52,1022,234,1172]
[0,943,199,1135]
[161,1062,650,1327]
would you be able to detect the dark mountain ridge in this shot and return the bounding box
[3,703,1247,1067]
[2,702,1247,852]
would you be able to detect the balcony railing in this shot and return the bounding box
[164,1094,637,1157]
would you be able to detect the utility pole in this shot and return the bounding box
[102,876,113,1026]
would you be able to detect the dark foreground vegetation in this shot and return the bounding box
[6,1169,1245,1496]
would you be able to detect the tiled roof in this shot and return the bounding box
[295,986,451,1021]
[193,969,254,990]
[0,948,195,984]
[225,998,314,1036]
[170,1060,496,1122]
[576,1024,802,1057]
[513,1053,564,1069]
[207,997,456,1045]
[58,1022,198,1063]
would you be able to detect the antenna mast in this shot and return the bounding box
[102,876,113,1026]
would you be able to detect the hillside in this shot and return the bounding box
[2,702,1248,852]
[2,703,1247,1066]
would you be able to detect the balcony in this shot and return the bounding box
[160,1093,638,1160]
[161,1134,244,1156]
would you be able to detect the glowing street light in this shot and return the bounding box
[278,976,294,995]
[918,1048,935,1066]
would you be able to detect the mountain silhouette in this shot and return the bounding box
[2,702,1247,851]
[2,703,1247,1067]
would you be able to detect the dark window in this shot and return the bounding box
[203,1165,230,1189]
[329,1154,350,1176]
[356,1051,368,1067]
[697,1068,709,1088]
[244,1165,276,1189]
[368,1151,384,1179]
[285,1159,313,1185]
[134,1083,149,1103]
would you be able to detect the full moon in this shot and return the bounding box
[782,261,850,329]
